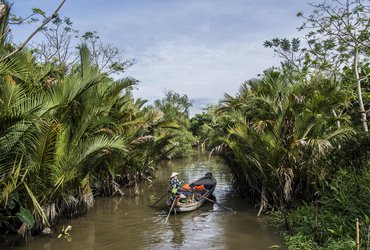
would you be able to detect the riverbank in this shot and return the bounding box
[270,166,370,249]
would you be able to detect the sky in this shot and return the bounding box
[11,0,317,115]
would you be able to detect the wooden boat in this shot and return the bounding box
[166,172,217,212]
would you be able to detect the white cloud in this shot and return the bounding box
[11,0,318,114]
[129,38,281,103]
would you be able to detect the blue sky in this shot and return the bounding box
[12,0,317,115]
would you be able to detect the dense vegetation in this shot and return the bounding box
[153,90,197,158]
[0,0,369,249]
[0,2,193,240]
[193,0,370,249]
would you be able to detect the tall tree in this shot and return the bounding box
[0,3,177,234]
[154,90,193,119]
[81,31,135,75]
[201,70,353,214]
[31,16,79,68]
[297,0,369,131]
[30,17,135,74]
[153,90,196,158]
[0,0,66,62]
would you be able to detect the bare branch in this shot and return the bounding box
[0,0,66,62]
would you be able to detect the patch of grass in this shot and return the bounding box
[271,167,370,249]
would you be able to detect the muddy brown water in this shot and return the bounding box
[4,152,286,250]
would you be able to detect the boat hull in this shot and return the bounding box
[166,172,217,213]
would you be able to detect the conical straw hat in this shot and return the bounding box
[170,172,179,178]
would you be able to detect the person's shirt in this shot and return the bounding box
[170,177,181,188]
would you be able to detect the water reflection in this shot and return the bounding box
[4,152,285,250]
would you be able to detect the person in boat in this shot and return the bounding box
[169,172,186,204]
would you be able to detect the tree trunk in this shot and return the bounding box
[257,185,267,216]
[354,47,368,132]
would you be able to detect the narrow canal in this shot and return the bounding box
[8,152,285,250]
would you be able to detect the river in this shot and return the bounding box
[6,152,285,250]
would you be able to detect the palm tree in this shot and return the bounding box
[0,41,179,235]
[205,70,353,214]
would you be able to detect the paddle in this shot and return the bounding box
[182,187,235,212]
[164,197,176,223]
[195,192,235,212]
[150,191,169,207]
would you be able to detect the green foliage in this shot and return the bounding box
[190,109,213,138]
[6,191,19,210]
[80,30,135,75]
[0,8,178,235]
[154,90,193,120]
[199,42,366,246]
[298,0,370,131]
[168,129,197,158]
[266,0,370,131]
[28,13,135,75]
[31,8,46,18]
[271,167,370,249]
[263,38,307,73]
[321,168,370,219]
[153,90,196,158]
[283,233,316,250]
[16,207,35,227]
[200,69,353,208]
